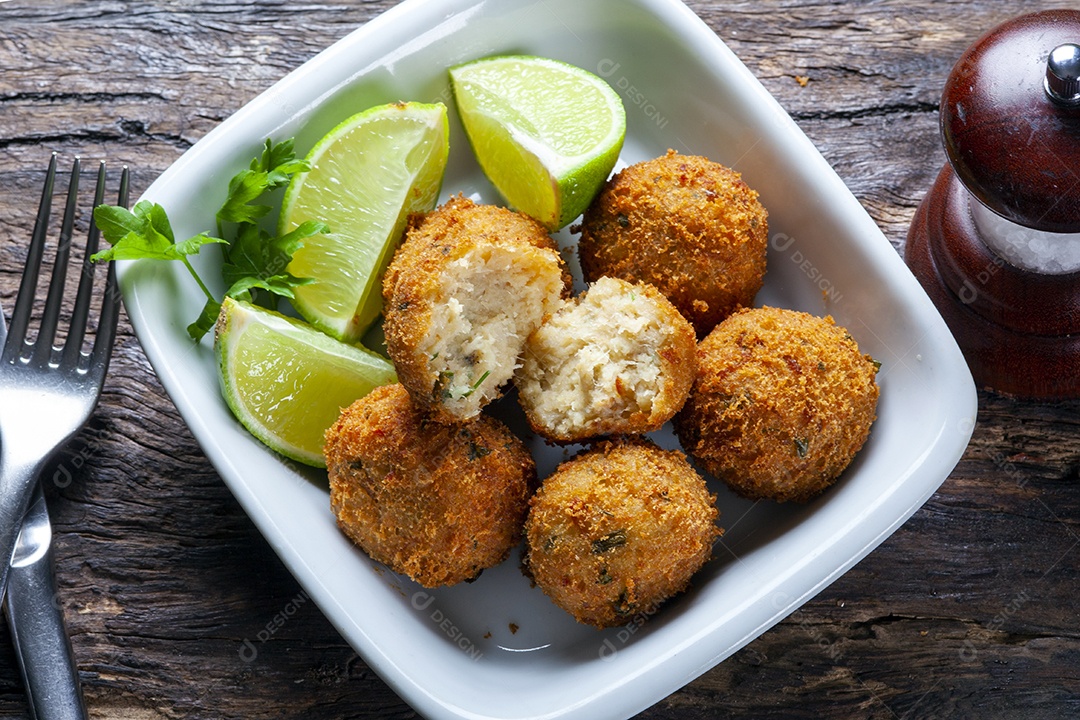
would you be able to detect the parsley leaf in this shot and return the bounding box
[220,220,324,306]
[93,201,226,342]
[188,299,223,343]
[216,138,308,230]
[91,137,325,343]
[93,201,226,263]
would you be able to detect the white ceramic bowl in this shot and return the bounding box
[117,0,978,718]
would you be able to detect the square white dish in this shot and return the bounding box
[116,0,979,718]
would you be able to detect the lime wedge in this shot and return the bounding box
[214,297,397,467]
[281,101,450,343]
[450,55,626,230]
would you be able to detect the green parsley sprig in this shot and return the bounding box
[92,138,327,341]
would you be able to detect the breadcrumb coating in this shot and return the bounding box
[517,276,697,443]
[674,306,879,503]
[325,383,536,588]
[524,438,720,628]
[383,196,570,424]
[578,150,768,336]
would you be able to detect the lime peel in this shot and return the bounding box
[281,101,450,343]
[214,297,397,467]
[450,55,626,231]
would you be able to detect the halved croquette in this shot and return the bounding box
[383,196,570,423]
[517,276,697,443]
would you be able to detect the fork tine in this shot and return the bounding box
[118,164,130,212]
[88,265,120,378]
[86,165,129,379]
[62,161,108,367]
[32,157,81,366]
[4,154,57,364]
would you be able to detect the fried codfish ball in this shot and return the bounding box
[383,196,571,424]
[516,276,697,443]
[674,306,879,503]
[577,150,768,336]
[524,439,720,628]
[325,383,536,588]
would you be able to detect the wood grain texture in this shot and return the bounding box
[2,1,1079,718]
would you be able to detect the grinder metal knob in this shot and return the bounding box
[1045,43,1080,106]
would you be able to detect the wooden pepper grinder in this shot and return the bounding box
[905,9,1080,398]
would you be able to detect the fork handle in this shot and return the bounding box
[0,454,44,605]
[5,490,88,720]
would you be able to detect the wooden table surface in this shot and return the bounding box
[2,1,1079,718]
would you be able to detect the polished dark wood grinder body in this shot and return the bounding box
[905,10,1080,398]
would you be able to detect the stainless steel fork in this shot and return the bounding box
[0,155,127,719]
[7,483,79,720]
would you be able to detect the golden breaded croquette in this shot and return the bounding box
[577,150,768,336]
[516,276,697,443]
[674,306,879,503]
[325,383,536,588]
[524,438,720,628]
[383,196,570,424]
